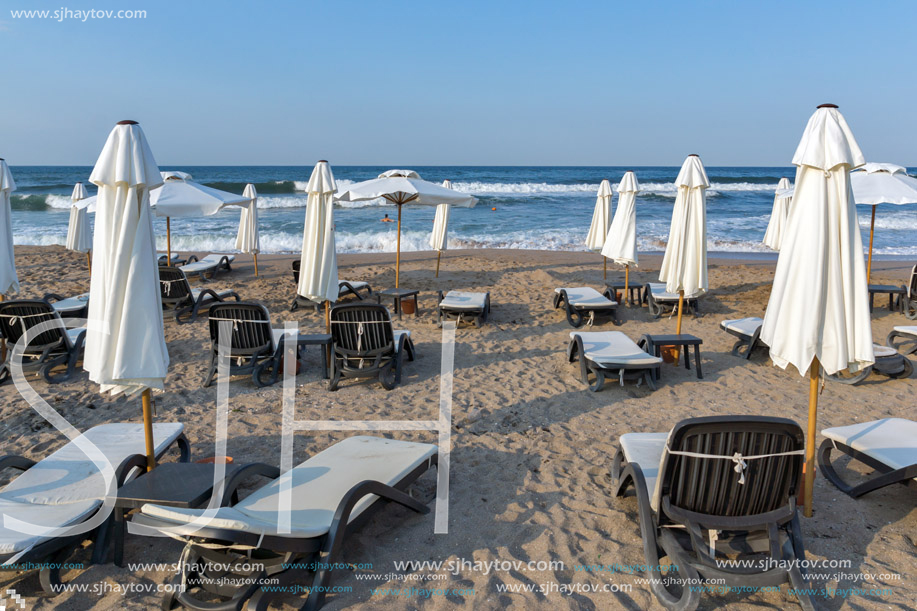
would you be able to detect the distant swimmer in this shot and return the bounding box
[491,207,497,211]
[381,214,394,223]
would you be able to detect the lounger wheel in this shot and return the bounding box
[379,365,396,390]
[653,531,702,611]
[825,366,872,385]
[586,366,605,392]
[566,309,584,328]
[253,362,278,388]
[905,300,917,320]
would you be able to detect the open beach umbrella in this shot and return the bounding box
[602,171,640,297]
[0,159,17,299]
[430,180,453,277]
[760,104,873,517]
[659,155,709,336]
[66,182,93,272]
[149,172,251,264]
[585,179,614,279]
[336,170,476,287]
[763,177,792,251]
[236,183,261,276]
[298,161,339,330]
[85,120,169,470]
[849,163,917,281]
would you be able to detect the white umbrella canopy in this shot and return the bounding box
[66,182,93,255]
[585,179,613,252]
[0,159,18,297]
[602,171,640,267]
[760,104,873,516]
[336,170,477,286]
[850,163,917,281]
[763,177,792,251]
[236,183,261,275]
[298,161,339,306]
[430,180,452,278]
[659,155,709,298]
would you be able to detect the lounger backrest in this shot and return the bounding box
[292,259,300,284]
[208,301,275,357]
[656,416,803,520]
[330,303,394,355]
[0,300,71,354]
[158,266,193,303]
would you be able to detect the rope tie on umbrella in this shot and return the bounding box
[665,447,804,485]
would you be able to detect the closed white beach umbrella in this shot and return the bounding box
[85,120,168,468]
[66,183,94,274]
[586,179,614,279]
[298,161,339,318]
[849,163,917,281]
[336,170,476,287]
[236,183,261,276]
[602,171,640,298]
[763,177,792,251]
[760,104,873,516]
[659,154,709,335]
[0,159,18,298]
[430,180,453,278]
[149,171,251,263]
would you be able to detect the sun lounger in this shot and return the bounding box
[329,303,414,390]
[291,260,374,312]
[612,416,814,611]
[553,287,618,328]
[202,302,287,388]
[0,423,190,594]
[0,300,86,385]
[159,267,240,324]
[567,331,662,391]
[437,290,490,327]
[719,317,766,358]
[819,418,917,498]
[886,325,917,356]
[132,435,437,611]
[904,264,917,319]
[179,254,235,281]
[644,282,700,318]
[825,343,912,384]
[157,252,186,266]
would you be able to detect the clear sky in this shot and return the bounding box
[1,0,915,166]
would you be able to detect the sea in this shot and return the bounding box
[8,166,917,257]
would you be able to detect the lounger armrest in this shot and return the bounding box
[218,462,281,506]
[332,480,430,530]
[437,290,445,304]
[194,288,226,305]
[186,255,200,264]
[115,454,152,487]
[0,455,37,474]
[41,293,66,304]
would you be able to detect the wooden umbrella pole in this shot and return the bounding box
[804,358,820,518]
[435,251,442,278]
[866,206,876,283]
[86,251,92,274]
[324,301,331,370]
[253,253,259,277]
[141,388,156,471]
[603,257,607,281]
[673,290,685,360]
[166,217,172,266]
[624,265,630,306]
[395,205,402,288]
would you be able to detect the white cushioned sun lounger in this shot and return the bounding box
[719,317,765,358]
[180,254,235,280]
[644,282,701,318]
[818,418,917,498]
[553,287,618,328]
[612,416,814,611]
[0,423,189,592]
[437,291,491,327]
[567,331,662,391]
[134,435,437,610]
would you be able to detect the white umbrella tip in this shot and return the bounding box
[816,103,838,109]
[318,159,328,163]
[688,153,700,157]
[116,120,139,125]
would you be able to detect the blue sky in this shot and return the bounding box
[1,1,915,166]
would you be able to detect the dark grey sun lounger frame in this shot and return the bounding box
[612,416,815,611]
[553,288,619,328]
[0,435,190,594]
[903,264,917,320]
[0,299,86,385]
[437,290,491,328]
[290,260,374,313]
[159,266,240,324]
[133,452,438,611]
[824,352,913,385]
[203,302,283,388]
[720,320,767,359]
[818,438,917,498]
[566,334,659,391]
[644,283,700,319]
[886,328,917,356]
[182,254,234,281]
[328,303,412,391]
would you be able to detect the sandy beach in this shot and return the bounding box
[1,244,914,610]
